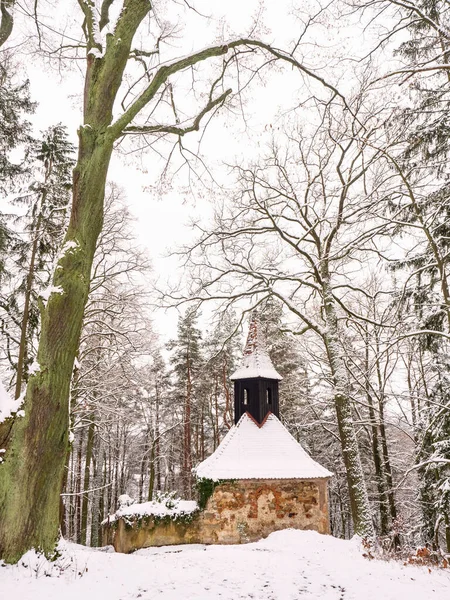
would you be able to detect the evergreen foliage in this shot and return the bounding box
[0,61,34,281]
[1,124,75,394]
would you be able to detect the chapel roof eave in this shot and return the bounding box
[230,366,283,381]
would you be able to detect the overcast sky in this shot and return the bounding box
[9,0,396,341]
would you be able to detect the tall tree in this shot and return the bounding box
[371,6,450,541]
[11,124,75,399]
[0,0,340,561]
[0,58,34,281]
[168,310,203,498]
[177,97,404,537]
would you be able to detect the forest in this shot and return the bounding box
[0,0,449,568]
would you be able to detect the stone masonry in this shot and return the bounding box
[108,478,330,553]
[200,478,330,544]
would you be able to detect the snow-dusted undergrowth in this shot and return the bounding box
[104,494,198,525]
[0,538,93,580]
[1,530,449,600]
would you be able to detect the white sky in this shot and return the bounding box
[9,0,401,342]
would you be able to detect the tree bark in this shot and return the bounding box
[80,417,95,545]
[322,282,374,538]
[0,0,151,562]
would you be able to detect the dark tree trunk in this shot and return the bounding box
[80,418,95,545]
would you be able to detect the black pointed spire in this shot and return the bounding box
[230,311,282,424]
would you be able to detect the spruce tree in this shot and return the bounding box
[167,310,203,498]
[0,60,34,281]
[6,124,75,398]
[383,2,450,549]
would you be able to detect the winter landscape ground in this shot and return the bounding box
[1,530,449,600]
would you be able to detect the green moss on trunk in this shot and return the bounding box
[0,134,113,562]
[0,1,153,563]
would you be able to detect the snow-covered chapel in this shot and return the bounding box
[106,312,332,552]
[193,311,332,544]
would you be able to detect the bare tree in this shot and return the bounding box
[171,96,407,537]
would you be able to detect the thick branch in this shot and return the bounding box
[108,43,235,138]
[122,89,231,136]
[99,0,115,30]
[109,38,346,139]
[0,0,14,48]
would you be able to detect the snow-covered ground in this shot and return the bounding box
[1,530,449,600]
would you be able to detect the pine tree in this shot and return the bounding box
[394,0,450,169]
[167,310,203,498]
[257,298,309,424]
[6,124,75,398]
[0,60,34,281]
[381,5,450,548]
[417,353,450,551]
[0,62,34,192]
[202,312,241,449]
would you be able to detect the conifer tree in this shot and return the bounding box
[0,60,34,281]
[9,124,75,398]
[202,313,240,447]
[167,311,203,497]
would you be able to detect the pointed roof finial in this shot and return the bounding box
[243,310,263,356]
[230,310,283,381]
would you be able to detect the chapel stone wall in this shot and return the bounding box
[200,478,329,544]
[107,478,330,552]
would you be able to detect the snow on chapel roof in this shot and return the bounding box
[230,312,283,381]
[195,412,332,481]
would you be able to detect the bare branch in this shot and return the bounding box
[123,88,231,136]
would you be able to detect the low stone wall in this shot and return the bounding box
[107,516,202,554]
[106,478,329,553]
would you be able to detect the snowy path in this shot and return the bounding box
[1,530,450,600]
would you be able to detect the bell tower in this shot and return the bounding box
[230,311,283,424]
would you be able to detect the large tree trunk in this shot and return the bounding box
[0,46,114,567]
[0,132,112,561]
[0,0,152,562]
